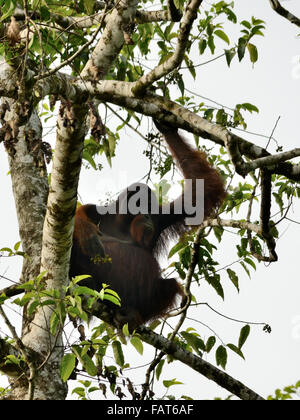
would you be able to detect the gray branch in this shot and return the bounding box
[269,0,300,28]
[137,326,265,400]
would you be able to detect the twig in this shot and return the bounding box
[194,302,268,327]
[265,116,281,150]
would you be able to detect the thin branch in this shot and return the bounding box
[269,0,300,28]
[0,283,25,299]
[241,148,300,175]
[258,170,278,262]
[194,302,268,327]
[265,116,281,150]
[136,9,181,23]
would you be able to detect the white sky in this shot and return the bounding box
[0,0,300,400]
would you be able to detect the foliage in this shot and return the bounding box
[268,382,300,401]
[0,0,299,401]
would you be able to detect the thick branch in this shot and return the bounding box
[81,0,139,79]
[23,102,88,358]
[2,72,300,182]
[132,0,203,95]
[13,3,177,30]
[202,218,261,234]
[81,83,300,181]
[224,144,300,177]
[12,4,112,29]
[83,300,264,400]
[269,0,300,28]
[137,326,264,400]
[241,148,300,174]
[136,9,181,23]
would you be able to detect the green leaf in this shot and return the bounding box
[240,102,259,113]
[223,6,237,23]
[225,48,236,67]
[237,37,247,61]
[216,345,227,369]
[238,325,250,349]
[251,26,265,36]
[122,323,130,337]
[214,30,230,45]
[14,241,21,251]
[83,0,95,15]
[181,331,205,355]
[207,35,216,54]
[112,341,125,367]
[156,359,165,381]
[184,55,196,80]
[149,320,161,330]
[198,38,207,54]
[130,337,144,355]
[13,293,34,307]
[71,275,91,285]
[205,275,224,300]
[241,20,251,30]
[32,0,41,8]
[227,343,245,359]
[163,378,183,388]
[0,293,8,305]
[227,269,239,292]
[27,300,40,316]
[206,336,216,353]
[82,150,97,170]
[72,345,98,376]
[72,387,86,398]
[240,261,250,278]
[213,226,224,242]
[252,18,265,26]
[0,247,13,254]
[168,242,188,258]
[40,5,51,21]
[82,354,98,376]
[102,287,121,300]
[0,0,17,22]
[50,312,60,335]
[60,354,76,382]
[216,108,227,126]
[247,43,258,63]
[5,354,22,366]
[244,257,256,271]
[103,293,121,307]
[72,286,99,297]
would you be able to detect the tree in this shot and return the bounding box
[0,0,299,401]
